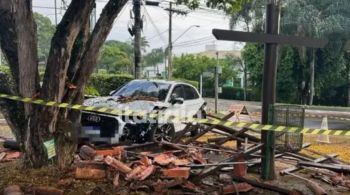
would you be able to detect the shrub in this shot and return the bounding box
[0,65,10,74]
[219,86,255,101]
[84,85,100,96]
[88,73,133,95]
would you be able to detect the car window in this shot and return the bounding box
[171,85,184,99]
[184,85,199,100]
[113,80,171,102]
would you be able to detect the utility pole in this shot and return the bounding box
[0,43,2,65]
[133,0,142,79]
[167,2,173,80]
[200,74,203,96]
[215,51,219,114]
[261,1,281,180]
[165,3,188,79]
[54,0,58,25]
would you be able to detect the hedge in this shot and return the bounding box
[88,74,199,96]
[219,86,254,100]
[88,73,134,96]
[202,86,255,101]
[0,65,10,74]
[1,67,199,98]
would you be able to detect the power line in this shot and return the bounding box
[173,40,215,48]
[143,5,167,44]
[172,36,214,46]
[33,5,65,10]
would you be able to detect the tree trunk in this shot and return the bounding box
[242,60,247,101]
[348,66,350,106]
[0,0,127,169]
[65,0,128,101]
[308,49,315,105]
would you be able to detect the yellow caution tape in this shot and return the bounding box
[0,93,350,136]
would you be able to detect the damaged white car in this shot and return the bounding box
[81,79,206,144]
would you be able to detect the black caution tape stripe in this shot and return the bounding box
[1,93,350,136]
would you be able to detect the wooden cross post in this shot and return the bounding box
[212,2,327,180]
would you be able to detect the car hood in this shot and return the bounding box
[83,96,168,113]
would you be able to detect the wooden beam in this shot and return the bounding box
[212,29,328,48]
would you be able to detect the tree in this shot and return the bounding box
[143,47,165,74]
[0,0,249,169]
[34,13,55,62]
[282,0,350,105]
[0,0,127,168]
[172,54,237,96]
[97,41,132,73]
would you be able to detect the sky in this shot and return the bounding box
[32,0,244,54]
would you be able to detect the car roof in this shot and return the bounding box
[132,79,192,86]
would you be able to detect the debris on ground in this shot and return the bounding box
[1,110,350,194]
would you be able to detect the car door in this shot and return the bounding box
[183,85,204,117]
[165,84,186,115]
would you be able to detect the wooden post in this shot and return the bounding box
[261,2,280,180]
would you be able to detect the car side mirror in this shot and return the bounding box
[171,95,184,104]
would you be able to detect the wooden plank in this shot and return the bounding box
[199,144,263,178]
[184,112,236,144]
[231,175,294,195]
[298,161,350,173]
[280,153,338,175]
[213,29,328,48]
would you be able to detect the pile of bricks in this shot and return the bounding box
[73,143,254,194]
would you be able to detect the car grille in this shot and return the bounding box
[81,112,118,137]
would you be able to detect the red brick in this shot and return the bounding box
[154,152,176,166]
[222,183,253,194]
[104,155,132,173]
[79,145,96,160]
[75,163,106,179]
[126,165,146,180]
[140,155,152,166]
[95,146,124,158]
[162,167,190,179]
[139,165,155,181]
[233,156,247,177]
[4,151,21,160]
[173,158,190,166]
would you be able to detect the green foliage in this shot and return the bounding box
[173,54,238,98]
[173,54,237,83]
[97,40,133,74]
[0,65,10,74]
[219,86,254,100]
[242,43,264,99]
[143,48,164,67]
[177,0,251,14]
[84,85,100,96]
[88,73,133,95]
[33,13,55,62]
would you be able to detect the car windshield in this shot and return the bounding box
[112,80,171,102]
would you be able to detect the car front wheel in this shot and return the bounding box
[150,124,175,142]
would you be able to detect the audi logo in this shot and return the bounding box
[87,115,101,123]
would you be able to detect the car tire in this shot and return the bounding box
[150,123,175,142]
[190,110,206,137]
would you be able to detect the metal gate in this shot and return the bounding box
[272,105,305,152]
